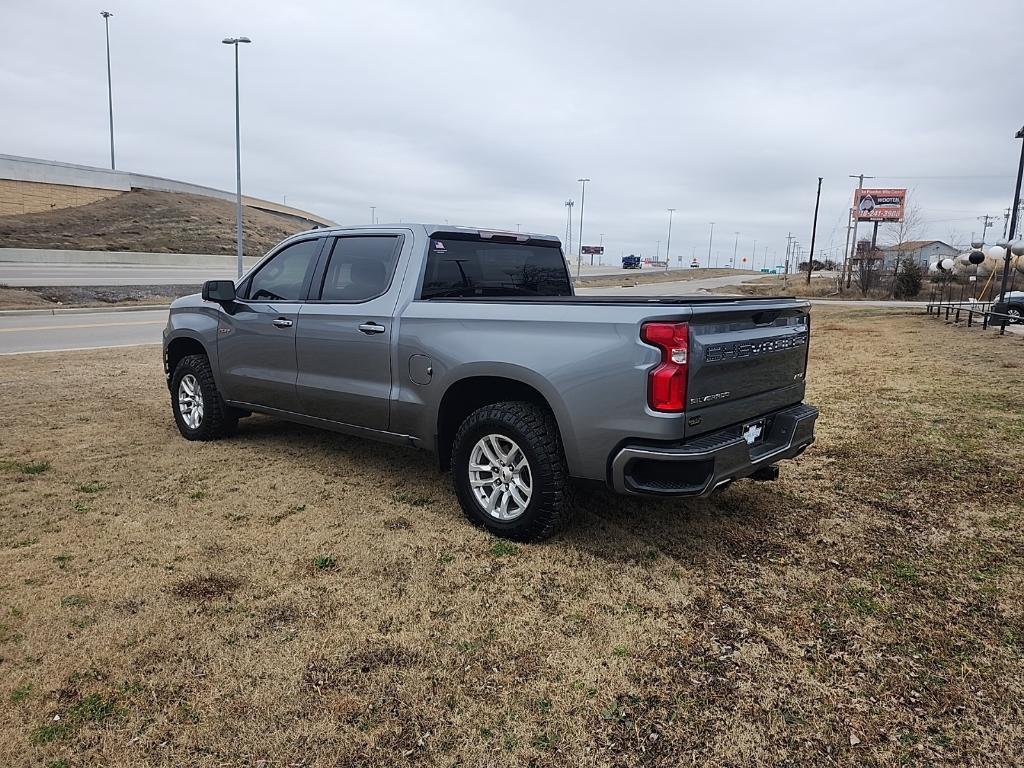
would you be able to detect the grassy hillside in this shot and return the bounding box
[0,189,317,259]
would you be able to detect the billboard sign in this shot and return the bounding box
[853,188,906,222]
[581,245,604,255]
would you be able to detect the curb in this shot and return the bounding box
[0,304,170,317]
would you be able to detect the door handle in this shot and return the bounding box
[358,321,386,335]
[272,317,293,328]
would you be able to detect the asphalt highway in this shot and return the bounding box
[2,277,960,355]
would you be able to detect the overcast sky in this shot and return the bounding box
[3,0,1022,266]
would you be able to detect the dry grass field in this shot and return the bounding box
[1,307,1023,767]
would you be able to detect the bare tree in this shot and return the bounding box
[854,250,882,296]
[883,201,924,297]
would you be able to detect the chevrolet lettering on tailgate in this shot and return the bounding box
[704,332,807,363]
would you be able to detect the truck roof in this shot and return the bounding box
[292,223,561,244]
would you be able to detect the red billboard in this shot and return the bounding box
[853,188,906,222]
[581,245,604,255]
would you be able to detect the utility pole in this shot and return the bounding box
[665,208,675,271]
[564,199,574,256]
[846,173,874,288]
[576,178,590,279]
[998,125,1024,302]
[978,213,998,244]
[707,221,715,264]
[751,239,756,270]
[783,233,793,286]
[370,206,376,224]
[807,177,823,285]
[100,11,115,169]
[597,233,604,265]
[732,231,740,267]
[841,208,853,293]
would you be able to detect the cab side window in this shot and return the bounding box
[246,239,321,301]
[318,236,402,302]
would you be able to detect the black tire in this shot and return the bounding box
[170,354,238,441]
[1008,304,1023,324]
[451,401,573,541]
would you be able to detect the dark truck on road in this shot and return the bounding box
[163,225,817,540]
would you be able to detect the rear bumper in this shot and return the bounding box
[609,403,818,496]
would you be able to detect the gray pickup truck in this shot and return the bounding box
[163,225,817,540]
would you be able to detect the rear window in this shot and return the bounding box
[420,237,571,299]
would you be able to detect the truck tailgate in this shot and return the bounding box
[685,301,810,436]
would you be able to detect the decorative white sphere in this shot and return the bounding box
[1011,240,1024,257]
[941,258,955,271]
[971,240,983,249]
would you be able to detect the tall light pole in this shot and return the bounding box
[732,231,740,267]
[576,178,590,278]
[100,11,115,169]
[665,208,675,271]
[598,233,605,265]
[370,205,376,224]
[707,221,715,265]
[223,36,251,278]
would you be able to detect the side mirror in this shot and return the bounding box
[202,279,236,303]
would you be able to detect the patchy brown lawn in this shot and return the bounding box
[1,307,1022,767]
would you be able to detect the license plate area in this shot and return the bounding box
[742,418,767,446]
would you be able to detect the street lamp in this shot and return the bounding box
[223,36,252,279]
[665,209,675,271]
[370,205,376,224]
[707,221,715,264]
[732,231,740,267]
[100,11,115,169]
[576,178,590,278]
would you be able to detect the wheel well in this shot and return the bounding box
[436,376,555,472]
[166,337,208,379]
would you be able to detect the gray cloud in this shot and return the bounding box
[3,0,1022,265]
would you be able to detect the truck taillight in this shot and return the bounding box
[640,322,689,412]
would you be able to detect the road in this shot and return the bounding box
[0,260,709,286]
[0,309,167,355]
[8,277,996,355]
[0,262,238,286]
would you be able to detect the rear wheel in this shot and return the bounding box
[451,401,573,541]
[1007,304,1022,323]
[170,354,238,441]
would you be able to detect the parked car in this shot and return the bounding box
[991,290,1023,323]
[163,225,818,540]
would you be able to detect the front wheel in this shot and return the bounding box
[451,401,573,542]
[1007,305,1023,324]
[170,354,238,441]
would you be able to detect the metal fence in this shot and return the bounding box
[925,281,1018,335]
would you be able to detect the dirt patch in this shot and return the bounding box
[0,189,313,259]
[169,573,243,602]
[1,307,1022,766]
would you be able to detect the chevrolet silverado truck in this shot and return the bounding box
[163,225,817,540]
